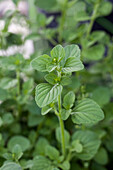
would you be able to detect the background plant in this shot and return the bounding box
[0,0,113,169]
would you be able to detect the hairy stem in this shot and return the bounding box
[58,94,66,157]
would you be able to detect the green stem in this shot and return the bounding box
[58,0,68,43]
[16,70,20,96]
[58,94,66,157]
[86,1,100,38]
[16,70,21,117]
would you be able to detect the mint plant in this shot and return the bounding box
[31,44,104,169]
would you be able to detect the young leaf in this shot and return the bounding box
[71,140,83,153]
[62,57,84,73]
[60,76,71,86]
[35,83,63,108]
[41,105,52,115]
[0,162,22,170]
[44,73,58,85]
[50,44,65,62]
[8,136,30,152]
[71,98,104,125]
[63,91,75,109]
[31,55,51,72]
[45,145,60,161]
[61,109,71,120]
[72,130,101,160]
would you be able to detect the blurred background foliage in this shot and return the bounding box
[0,0,113,169]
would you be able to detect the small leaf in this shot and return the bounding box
[41,105,52,115]
[62,57,84,73]
[8,136,30,152]
[0,162,22,170]
[72,130,101,160]
[63,91,75,109]
[45,145,60,161]
[71,140,83,153]
[50,44,65,62]
[61,109,71,120]
[31,55,51,72]
[44,73,58,85]
[35,83,63,108]
[72,98,104,125]
[60,76,71,86]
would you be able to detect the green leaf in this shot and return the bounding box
[71,140,83,153]
[60,76,71,86]
[72,98,104,125]
[31,55,51,72]
[98,1,112,16]
[28,114,44,127]
[2,113,14,125]
[94,147,108,165]
[45,145,60,161]
[0,162,22,170]
[35,83,63,108]
[64,44,80,60]
[72,130,101,160]
[12,144,23,161]
[83,44,105,60]
[61,44,81,66]
[0,54,25,70]
[50,44,65,62]
[59,161,70,170]
[56,127,70,147]
[62,57,84,73]
[41,105,52,115]
[0,88,9,101]
[8,136,30,152]
[0,78,17,89]
[34,137,49,156]
[32,156,53,170]
[44,73,58,85]
[61,109,71,120]
[92,87,111,107]
[63,91,75,109]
